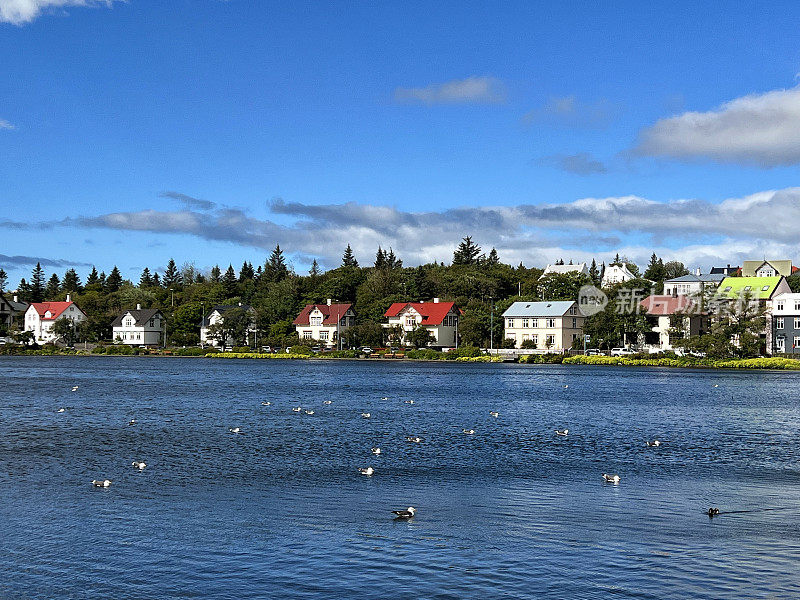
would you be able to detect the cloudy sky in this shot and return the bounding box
[2,1,800,284]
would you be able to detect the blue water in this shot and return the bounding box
[1,357,799,599]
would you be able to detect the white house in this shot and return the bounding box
[639,295,709,352]
[741,260,795,278]
[540,263,590,279]
[293,300,355,347]
[200,303,257,348]
[502,301,585,351]
[112,305,165,346]
[602,263,636,287]
[24,295,87,343]
[383,299,461,348]
[663,272,725,297]
[0,293,27,331]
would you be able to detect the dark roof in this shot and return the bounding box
[112,308,163,327]
[0,292,28,313]
[294,303,353,326]
[710,265,740,275]
[201,304,255,327]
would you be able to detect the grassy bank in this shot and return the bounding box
[562,355,800,370]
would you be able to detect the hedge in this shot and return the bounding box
[561,355,800,370]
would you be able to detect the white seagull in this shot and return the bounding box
[323,400,332,405]
[404,400,415,405]
[358,467,374,476]
[304,410,315,415]
[371,447,382,455]
[555,429,569,436]
[489,411,499,418]
[646,440,661,447]
[462,429,475,435]
[563,384,569,389]
[92,479,112,487]
[71,386,79,392]
[391,507,417,519]
[132,461,146,470]
[261,401,271,406]
[292,407,302,412]
[361,412,371,419]
[602,473,621,484]
[405,436,423,443]
[57,408,66,413]
[380,397,389,401]
[229,427,242,434]
[128,419,137,426]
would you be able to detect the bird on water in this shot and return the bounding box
[602,473,621,484]
[92,479,112,487]
[392,507,416,519]
[358,467,374,476]
[132,461,146,470]
[555,429,569,436]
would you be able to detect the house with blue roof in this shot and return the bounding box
[663,272,725,297]
[502,301,584,351]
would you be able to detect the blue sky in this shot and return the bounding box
[2,1,800,285]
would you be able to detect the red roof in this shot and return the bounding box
[793,266,799,274]
[384,301,460,326]
[640,295,698,316]
[293,303,353,326]
[29,302,77,321]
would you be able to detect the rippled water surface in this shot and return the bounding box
[2,356,800,599]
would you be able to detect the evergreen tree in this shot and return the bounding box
[210,265,221,283]
[374,246,387,269]
[30,262,46,302]
[152,272,161,287]
[139,267,153,287]
[264,245,289,282]
[106,266,123,293]
[222,264,238,298]
[487,248,500,266]
[600,261,606,281]
[45,273,61,299]
[62,268,82,293]
[452,236,482,265]
[342,244,358,267]
[239,261,255,282]
[309,259,321,277]
[386,248,402,270]
[86,267,100,289]
[98,271,107,290]
[0,268,7,292]
[589,259,599,284]
[613,253,621,266]
[17,278,32,302]
[163,258,182,287]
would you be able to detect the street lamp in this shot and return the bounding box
[489,296,494,353]
[169,288,174,308]
[200,301,206,349]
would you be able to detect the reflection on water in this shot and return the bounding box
[1,357,799,599]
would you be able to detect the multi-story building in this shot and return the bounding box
[639,294,709,352]
[663,273,725,297]
[200,303,257,348]
[502,301,584,351]
[601,264,636,287]
[293,300,355,348]
[23,295,87,343]
[383,299,461,348]
[769,292,800,356]
[741,260,795,278]
[112,305,165,346]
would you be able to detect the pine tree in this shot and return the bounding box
[222,264,238,298]
[30,262,46,302]
[589,259,599,284]
[152,272,161,287]
[210,265,221,283]
[0,268,7,292]
[62,268,82,293]
[264,245,289,282]
[98,271,107,290]
[106,266,123,292]
[163,258,182,287]
[613,253,621,266]
[386,248,402,270]
[374,246,387,269]
[342,244,358,267]
[45,273,61,299]
[239,261,255,282]
[17,278,32,302]
[139,267,153,288]
[86,267,100,290]
[452,236,481,265]
[309,259,321,277]
[487,248,500,266]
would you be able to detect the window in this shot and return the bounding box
[522,334,529,341]
[794,301,800,311]
[149,318,155,327]
[777,338,785,351]
[572,318,577,328]
[406,317,416,327]
[546,334,556,347]
[531,335,538,346]
[743,286,751,292]
[795,318,800,330]
[319,330,329,340]
[777,317,784,329]
[125,318,133,327]
[795,336,800,350]
[522,318,529,328]
[761,285,769,291]
[531,319,538,328]
[310,317,322,326]
[723,286,732,292]
[546,318,556,328]
[303,330,312,339]
[507,318,514,328]
[777,302,784,311]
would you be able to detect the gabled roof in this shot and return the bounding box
[540,263,589,278]
[640,295,699,316]
[502,301,579,318]
[111,309,162,328]
[665,273,725,283]
[293,303,353,326]
[200,304,255,327]
[0,292,27,313]
[28,301,81,321]
[384,301,460,325]
[714,276,785,300]
[742,260,793,277]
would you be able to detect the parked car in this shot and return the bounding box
[361,347,373,354]
[586,348,603,356]
[610,347,635,356]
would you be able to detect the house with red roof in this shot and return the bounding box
[24,294,87,343]
[639,294,710,352]
[293,300,355,348]
[383,299,461,348]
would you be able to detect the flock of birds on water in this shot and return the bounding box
[65,381,726,520]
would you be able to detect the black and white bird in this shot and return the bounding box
[132,461,146,470]
[229,427,242,434]
[405,436,423,443]
[563,384,569,389]
[555,429,569,436]
[391,507,417,519]
[707,507,720,517]
[292,407,302,413]
[361,412,371,419]
[380,397,389,401]
[371,447,382,455]
[304,410,315,415]
[646,440,661,447]
[128,419,137,426]
[323,400,332,405]
[489,411,499,418]
[261,401,271,406]
[91,479,112,487]
[602,473,621,484]
[404,400,415,405]
[358,467,374,476]
[462,428,475,435]
[71,386,79,392]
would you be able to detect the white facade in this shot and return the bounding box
[383,301,460,348]
[540,263,590,279]
[502,301,584,351]
[294,302,355,347]
[200,304,257,348]
[112,306,164,346]
[24,297,87,343]
[602,264,636,287]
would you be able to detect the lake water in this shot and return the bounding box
[1,357,799,599]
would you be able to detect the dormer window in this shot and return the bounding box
[723,286,732,292]
[762,285,769,291]
[45,311,52,318]
[743,286,751,292]
[310,316,322,326]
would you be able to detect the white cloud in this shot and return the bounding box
[0,119,14,129]
[635,86,800,167]
[393,76,506,105]
[0,0,117,25]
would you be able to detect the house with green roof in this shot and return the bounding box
[714,276,791,302]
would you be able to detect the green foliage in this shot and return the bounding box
[563,355,800,370]
[452,236,481,265]
[518,353,564,364]
[538,272,591,301]
[520,339,538,349]
[445,345,482,358]
[406,325,435,348]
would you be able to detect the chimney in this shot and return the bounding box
[327,298,332,306]
[695,267,701,276]
[66,294,71,302]
[433,298,440,303]
[13,295,18,303]
[136,303,141,310]
[238,302,242,307]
